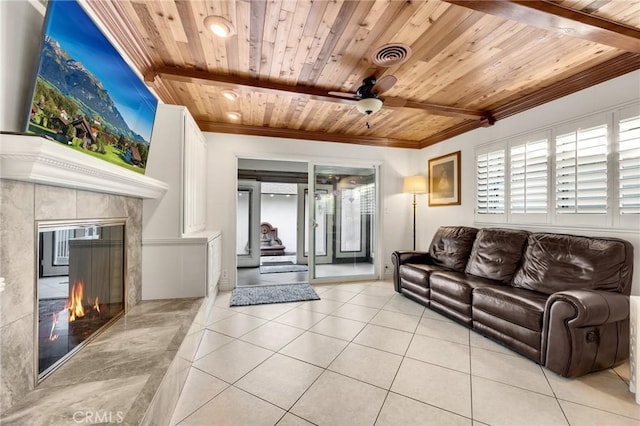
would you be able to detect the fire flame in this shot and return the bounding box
[47,281,102,342]
[67,281,86,322]
[49,312,59,341]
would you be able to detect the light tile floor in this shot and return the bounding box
[170,280,640,426]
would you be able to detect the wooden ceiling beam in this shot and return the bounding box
[444,0,640,53]
[154,66,357,105]
[367,95,492,121]
[196,121,423,149]
[154,66,493,121]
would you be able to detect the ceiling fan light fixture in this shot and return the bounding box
[222,89,239,100]
[227,111,241,120]
[204,15,236,38]
[356,97,383,115]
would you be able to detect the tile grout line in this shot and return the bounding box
[371,302,426,425]
[232,281,389,422]
[268,283,383,424]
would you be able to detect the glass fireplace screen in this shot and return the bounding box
[37,220,125,381]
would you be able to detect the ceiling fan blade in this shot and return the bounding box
[372,75,397,94]
[328,91,358,99]
[381,96,407,108]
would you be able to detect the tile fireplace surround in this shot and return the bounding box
[0,180,144,411]
[0,134,171,414]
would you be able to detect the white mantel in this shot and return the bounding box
[0,133,168,199]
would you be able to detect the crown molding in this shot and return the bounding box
[197,121,422,149]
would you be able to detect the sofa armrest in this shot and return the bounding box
[392,251,431,266]
[546,290,629,326]
[543,290,629,377]
[391,251,431,292]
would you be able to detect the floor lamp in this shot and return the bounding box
[403,175,427,251]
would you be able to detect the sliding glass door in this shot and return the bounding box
[236,180,260,268]
[309,164,378,281]
[296,183,333,266]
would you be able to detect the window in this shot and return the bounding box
[618,113,640,216]
[510,138,548,214]
[555,123,608,215]
[476,148,505,216]
[474,103,639,230]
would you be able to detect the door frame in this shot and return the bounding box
[234,153,384,286]
[296,183,334,265]
[308,161,381,284]
[236,180,261,268]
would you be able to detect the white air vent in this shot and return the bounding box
[372,43,412,67]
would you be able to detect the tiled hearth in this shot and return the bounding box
[0,297,206,424]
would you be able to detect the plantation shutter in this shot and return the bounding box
[510,138,548,214]
[555,123,608,214]
[618,113,640,216]
[476,149,505,215]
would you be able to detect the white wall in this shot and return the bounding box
[204,134,414,290]
[0,0,45,132]
[416,71,640,295]
[261,194,298,253]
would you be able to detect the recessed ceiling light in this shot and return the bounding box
[227,112,241,120]
[204,15,236,38]
[222,89,239,100]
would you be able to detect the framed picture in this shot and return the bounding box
[428,151,461,206]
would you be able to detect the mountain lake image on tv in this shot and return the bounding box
[26,0,158,174]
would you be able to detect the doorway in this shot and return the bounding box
[236,159,379,287]
[236,160,308,287]
[309,164,377,281]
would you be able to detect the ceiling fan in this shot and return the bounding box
[328,75,495,125]
[329,75,397,116]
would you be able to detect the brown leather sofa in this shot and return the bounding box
[392,226,634,377]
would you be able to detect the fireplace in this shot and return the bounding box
[36,220,126,382]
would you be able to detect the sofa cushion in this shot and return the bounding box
[473,286,548,332]
[429,226,478,272]
[512,233,631,295]
[399,263,447,289]
[430,271,502,305]
[465,228,529,283]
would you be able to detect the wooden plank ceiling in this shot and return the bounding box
[86,0,640,149]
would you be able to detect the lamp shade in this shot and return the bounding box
[356,97,383,115]
[403,175,427,194]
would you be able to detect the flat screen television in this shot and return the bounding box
[25,0,158,174]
